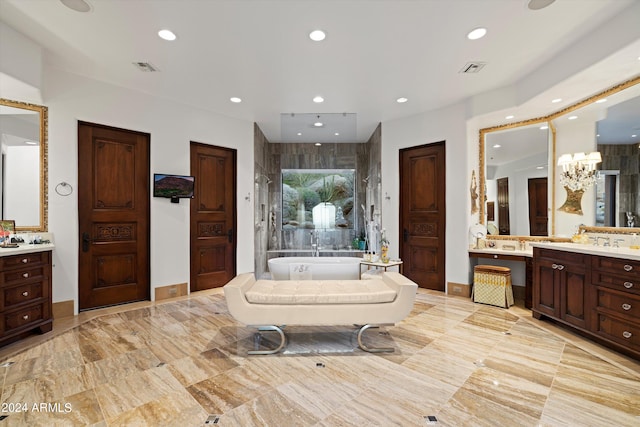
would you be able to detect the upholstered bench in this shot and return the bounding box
[223,272,418,354]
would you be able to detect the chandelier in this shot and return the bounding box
[557,152,602,191]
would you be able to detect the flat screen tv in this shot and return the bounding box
[153,174,195,203]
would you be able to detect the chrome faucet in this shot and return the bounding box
[310,230,320,257]
[596,236,610,247]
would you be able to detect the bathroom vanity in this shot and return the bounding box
[532,243,640,360]
[0,244,54,346]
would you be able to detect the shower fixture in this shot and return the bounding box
[255,174,273,184]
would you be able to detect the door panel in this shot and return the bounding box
[190,142,236,291]
[497,177,510,235]
[78,122,150,310]
[400,142,445,291]
[528,177,548,236]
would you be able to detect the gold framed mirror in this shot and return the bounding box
[479,75,640,237]
[0,98,48,232]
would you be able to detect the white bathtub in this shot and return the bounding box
[267,256,361,280]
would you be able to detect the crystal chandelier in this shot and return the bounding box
[557,152,602,191]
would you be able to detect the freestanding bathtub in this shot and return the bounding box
[268,256,361,280]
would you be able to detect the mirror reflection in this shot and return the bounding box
[0,98,47,232]
[484,124,550,236]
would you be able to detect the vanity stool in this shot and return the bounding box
[472,265,514,308]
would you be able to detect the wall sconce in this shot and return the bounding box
[557,151,601,215]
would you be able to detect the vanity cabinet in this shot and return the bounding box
[591,256,640,354]
[0,250,52,346]
[532,248,590,329]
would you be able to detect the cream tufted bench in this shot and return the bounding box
[223,272,418,354]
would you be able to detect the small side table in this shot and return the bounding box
[359,260,403,279]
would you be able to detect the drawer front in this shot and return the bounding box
[3,282,43,307]
[0,251,49,270]
[592,256,640,277]
[3,266,46,285]
[4,304,44,333]
[596,313,640,352]
[596,288,640,321]
[592,271,640,296]
[535,248,588,264]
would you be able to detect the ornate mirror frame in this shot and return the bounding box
[0,98,48,232]
[479,75,640,236]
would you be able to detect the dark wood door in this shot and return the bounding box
[532,256,560,318]
[190,142,236,291]
[559,261,589,329]
[78,122,150,310]
[399,142,445,291]
[497,177,510,234]
[528,177,548,236]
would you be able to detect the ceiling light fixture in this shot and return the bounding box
[297,132,302,136]
[505,115,514,119]
[396,97,408,103]
[595,98,607,103]
[334,132,340,136]
[314,122,323,127]
[313,96,324,103]
[309,30,326,41]
[568,115,578,120]
[24,141,37,145]
[315,143,322,146]
[158,29,177,41]
[632,134,638,138]
[540,125,549,130]
[60,0,91,13]
[551,98,562,103]
[493,144,501,148]
[467,28,487,40]
[229,97,242,103]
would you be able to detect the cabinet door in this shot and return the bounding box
[533,257,559,317]
[559,262,589,329]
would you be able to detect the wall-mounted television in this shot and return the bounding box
[153,174,195,203]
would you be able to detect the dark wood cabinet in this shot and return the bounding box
[0,250,52,346]
[533,247,640,360]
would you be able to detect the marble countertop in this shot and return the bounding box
[0,243,55,257]
[468,247,533,257]
[531,242,640,261]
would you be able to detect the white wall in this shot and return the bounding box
[44,68,254,310]
[382,103,470,287]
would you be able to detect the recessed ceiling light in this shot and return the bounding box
[315,143,322,146]
[60,0,91,13]
[334,132,340,136]
[309,30,326,41]
[632,134,638,138]
[314,122,323,127]
[313,96,324,103]
[505,115,514,119]
[540,125,549,130]
[396,97,408,103]
[597,134,600,137]
[297,132,302,136]
[467,28,487,40]
[568,115,578,120]
[551,98,562,103]
[536,166,545,170]
[229,97,242,103]
[595,98,607,103]
[158,29,177,41]
[493,144,501,148]
[24,141,37,145]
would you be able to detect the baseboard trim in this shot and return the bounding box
[155,282,188,301]
[52,300,74,319]
[447,282,471,298]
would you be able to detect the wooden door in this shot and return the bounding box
[559,262,589,329]
[190,142,236,291]
[399,142,445,291]
[78,122,150,310]
[528,177,548,236]
[497,177,510,234]
[532,256,560,318]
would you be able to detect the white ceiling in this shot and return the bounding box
[0,0,639,143]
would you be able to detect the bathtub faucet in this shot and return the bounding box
[310,230,320,257]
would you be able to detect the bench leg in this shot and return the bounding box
[357,324,394,353]
[248,325,287,355]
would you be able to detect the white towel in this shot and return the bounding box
[289,263,312,280]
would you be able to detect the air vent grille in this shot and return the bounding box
[132,62,159,72]
[459,62,486,74]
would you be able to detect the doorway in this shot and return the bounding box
[399,141,446,291]
[527,177,548,236]
[78,122,150,310]
[190,142,237,291]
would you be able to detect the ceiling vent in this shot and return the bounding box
[132,62,159,72]
[459,62,486,74]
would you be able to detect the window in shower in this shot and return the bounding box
[282,169,355,229]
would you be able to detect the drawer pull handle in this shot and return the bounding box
[624,282,634,289]
[22,273,29,278]
[552,263,558,269]
[22,291,28,297]
[557,264,565,270]
[622,303,632,311]
[22,315,29,321]
[624,264,633,272]
[493,255,498,259]
[21,258,28,264]
[622,331,632,339]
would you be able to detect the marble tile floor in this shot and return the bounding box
[0,289,639,426]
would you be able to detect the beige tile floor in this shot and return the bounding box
[0,289,639,426]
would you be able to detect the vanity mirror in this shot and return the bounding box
[479,75,640,237]
[0,98,47,232]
